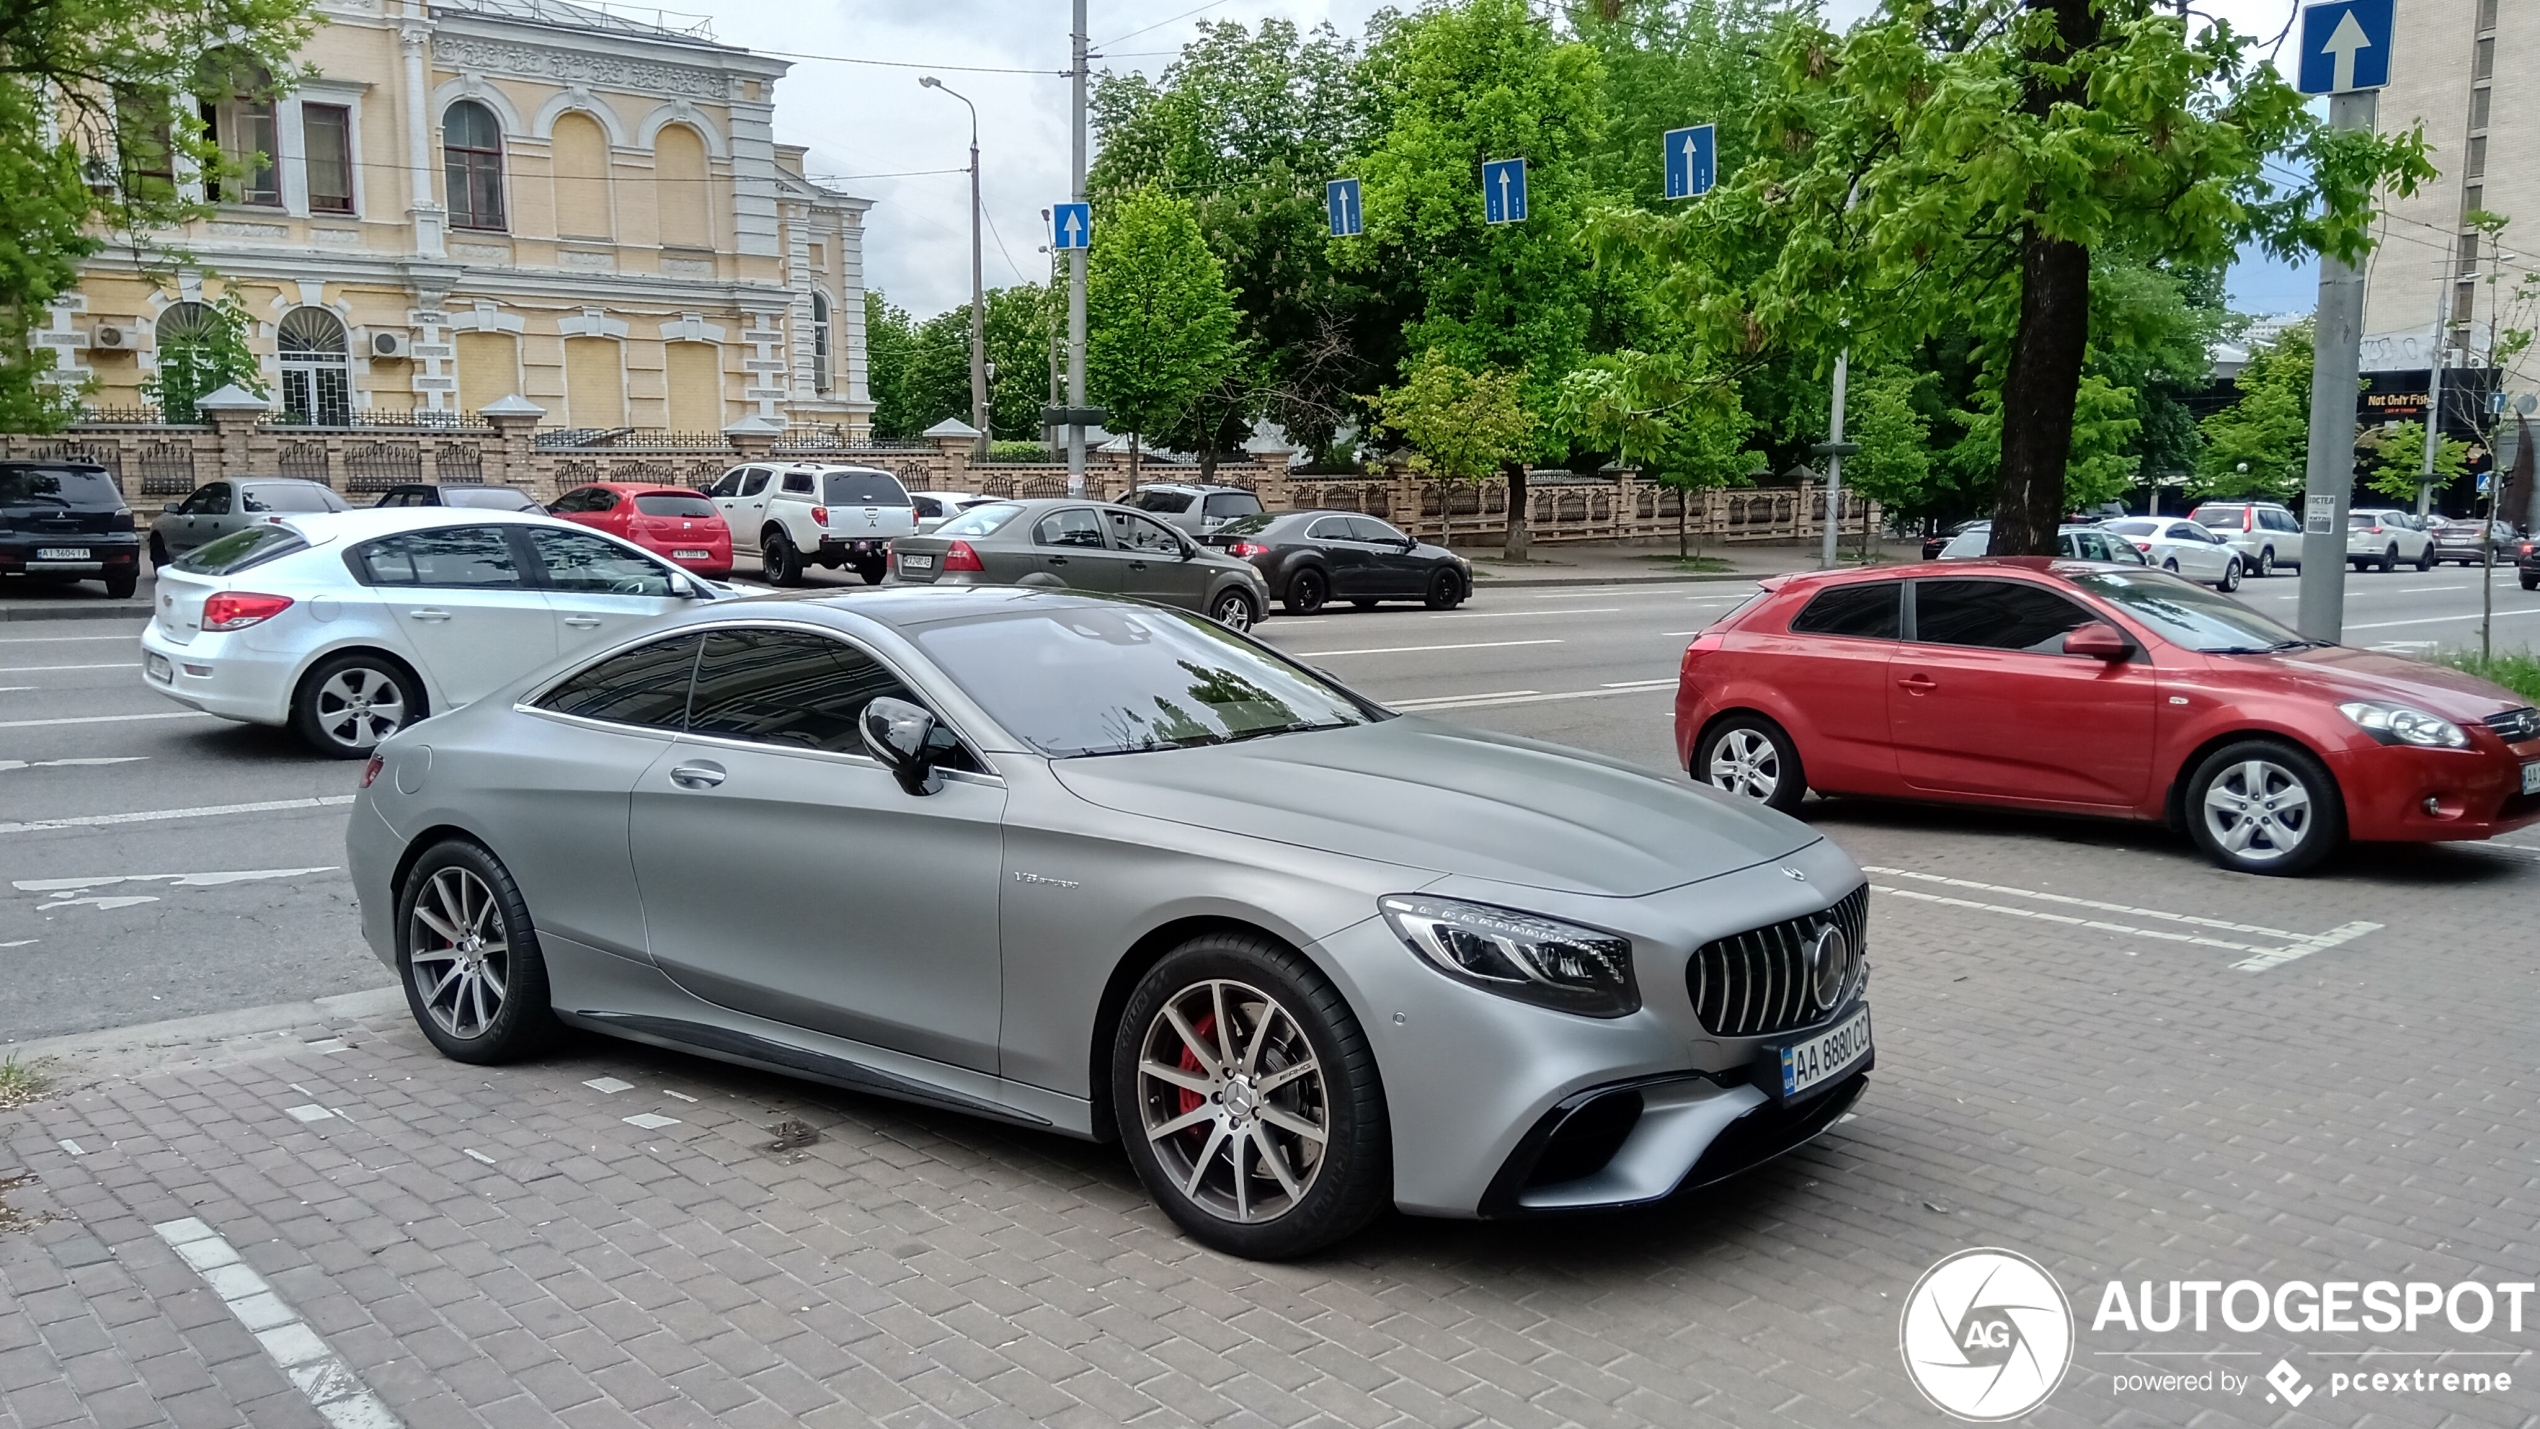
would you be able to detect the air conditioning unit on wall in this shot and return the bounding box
[370,330,412,360]
[91,323,135,350]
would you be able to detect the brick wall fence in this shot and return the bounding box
[3,393,1878,548]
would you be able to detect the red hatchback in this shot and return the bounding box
[548,483,731,577]
[1676,559,2540,875]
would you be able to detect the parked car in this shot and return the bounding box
[150,478,349,566]
[2428,516,2518,565]
[887,499,1270,630]
[2345,508,2437,572]
[0,461,143,599]
[1922,519,1984,561]
[546,482,733,578]
[1675,559,2540,875]
[1120,482,1266,536]
[1204,510,1471,613]
[140,508,723,757]
[911,490,988,534]
[371,484,542,513]
[2099,517,2245,589]
[1935,522,2148,565]
[706,462,913,585]
[347,587,1873,1258]
[2184,500,2303,576]
[2518,532,2539,591]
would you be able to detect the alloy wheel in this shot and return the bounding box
[408,867,510,1041]
[313,667,406,750]
[1134,978,1328,1225]
[1706,727,1781,801]
[1216,593,1255,631]
[2200,758,2313,864]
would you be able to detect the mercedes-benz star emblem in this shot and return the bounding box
[1805,924,1850,1008]
[1781,866,1808,882]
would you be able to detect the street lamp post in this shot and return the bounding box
[921,75,990,460]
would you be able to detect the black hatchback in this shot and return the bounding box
[0,461,142,598]
[1206,509,1471,613]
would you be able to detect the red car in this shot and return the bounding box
[1675,559,2540,875]
[547,483,731,577]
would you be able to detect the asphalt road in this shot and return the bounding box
[2,559,2533,1043]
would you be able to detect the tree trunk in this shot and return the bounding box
[1197,444,1217,481]
[1130,434,1142,491]
[1678,485,1689,561]
[1503,461,1530,562]
[1988,0,2102,558]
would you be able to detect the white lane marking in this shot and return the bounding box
[0,711,213,729]
[623,1112,681,1130]
[584,1077,635,1093]
[15,867,338,908]
[0,632,140,643]
[0,939,36,948]
[463,1148,497,1166]
[2345,609,2540,632]
[1393,683,1677,712]
[2227,923,2385,972]
[0,795,355,835]
[0,757,149,773]
[1285,638,1565,658]
[0,662,142,672]
[0,686,30,693]
[1391,689,1536,706]
[1872,885,2264,954]
[1859,866,2338,942]
[154,1218,407,1429]
[1599,678,1677,689]
[1430,607,1623,619]
[35,895,159,912]
[1863,867,2384,971]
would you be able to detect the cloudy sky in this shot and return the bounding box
[676,0,2318,319]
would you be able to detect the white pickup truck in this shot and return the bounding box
[706,462,916,585]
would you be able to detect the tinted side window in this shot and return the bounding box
[740,468,772,497]
[781,471,814,495]
[1132,490,1193,514]
[249,484,339,513]
[687,628,918,756]
[1912,580,2095,653]
[351,527,526,588]
[529,527,679,597]
[911,495,946,519]
[2264,509,2299,532]
[1035,509,1105,547]
[1305,516,1355,542]
[708,468,745,497]
[1789,582,1901,639]
[179,483,232,515]
[1109,510,1182,554]
[534,633,699,727]
[1350,518,1406,543]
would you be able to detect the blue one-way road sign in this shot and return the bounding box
[1326,178,1363,237]
[2298,0,2393,94]
[1482,158,1527,225]
[1664,124,1715,200]
[1052,203,1092,251]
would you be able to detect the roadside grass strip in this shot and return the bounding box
[153,1217,404,1429]
[1859,866,2382,972]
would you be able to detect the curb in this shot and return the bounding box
[4,986,406,1084]
[1468,570,1770,589]
[0,603,151,624]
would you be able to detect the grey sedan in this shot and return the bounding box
[889,498,1270,631]
[347,588,1875,1259]
[151,478,348,565]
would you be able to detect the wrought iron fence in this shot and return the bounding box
[261,408,490,431]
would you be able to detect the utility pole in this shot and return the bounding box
[1066,0,1090,497]
[1819,353,1851,569]
[2419,276,2450,517]
[920,76,989,460]
[2297,86,2375,644]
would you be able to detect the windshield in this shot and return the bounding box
[176,524,308,575]
[912,603,1380,757]
[936,502,1020,538]
[822,471,910,506]
[2067,569,2308,653]
[0,466,121,508]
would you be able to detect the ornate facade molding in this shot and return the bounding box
[432,34,729,102]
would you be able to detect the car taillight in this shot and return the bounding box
[201,592,293,630]
[1225,542,1270,558]
[2368,524,2384,534]
[810,506,830,527]
[2133,540,2153,553]
[942,540,985,572]
[361,754,385,789]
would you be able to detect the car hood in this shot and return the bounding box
[1047,716,1818,896]
[2218,645,2531,720]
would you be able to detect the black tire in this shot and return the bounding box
[2379,545,2397,572]
[1423,570,1465,610]
[1110,932,1390,1259]
[2162,558,2180,574]
[291,651,421,758]
[1212,587,1261,633]
[2415,542,2435,572]
[1284,568,1328,616]
[1695,712,1807,813]
[2523,574,2538,591]
[762,530,804,586]
[855,557,888,586]
[148,533,169,569]
[396,840,560,1065]
[2256,547,2275,578]
[2182,739,2344,877]
[2217,558,2241,592]
[103,569,138,600]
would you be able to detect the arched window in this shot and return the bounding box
[811,291,832,394]
[654,122,710,248]
[277,308,351,426]
[443,100,506,231]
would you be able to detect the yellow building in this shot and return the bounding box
[52,0,871,436]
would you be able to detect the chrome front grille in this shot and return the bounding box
[1686,884,1868,1037]
[2486,707,2540,744]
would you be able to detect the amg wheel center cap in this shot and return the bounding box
[1222,1080,1260,1122]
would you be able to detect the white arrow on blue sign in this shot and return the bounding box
[1482,158,1528,225]
[1052,203,1092,251]
[1326,178,1363,237]
[1663,124,1715,200]
[2297,0,2393,94]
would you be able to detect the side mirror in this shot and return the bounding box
[2064,621,2131,660]
[860,695,961,796]
[161,503,179,516]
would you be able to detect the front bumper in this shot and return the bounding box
[2329,738,2540,842]
[1479,1067,1867,1216]
[138,623,297,725]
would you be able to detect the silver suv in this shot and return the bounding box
[2185,500,2302,577]
[1120,482,1265,536]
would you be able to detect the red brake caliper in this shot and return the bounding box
[1176,1014,1217,1126]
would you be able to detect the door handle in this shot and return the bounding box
[406,608,452,622]
[561,615,603,629]
[669,762,725,789]
[1128,560,1148,570]
[1047,555,1068,566]
[1897,673,1937,694]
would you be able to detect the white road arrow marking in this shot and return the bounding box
[2324,9,2371,92]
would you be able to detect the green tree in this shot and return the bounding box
[1370,349,1535,548]
[1556,350,1759,558]
[863,291,923,439]
[2363,419,2470,505]
[1842,367,1933,548]
[1086,188,1242,481]
[2195,319,2314,501]
[0,0,316,430]
[142,290,261,422]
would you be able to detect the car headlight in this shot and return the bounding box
[2338,700,2468,748]
[1379,895,1639,1017]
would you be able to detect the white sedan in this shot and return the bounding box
[142,508,724,756]
[2100,517,2245,590]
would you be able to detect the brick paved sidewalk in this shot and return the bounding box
[3,844,2536,1429]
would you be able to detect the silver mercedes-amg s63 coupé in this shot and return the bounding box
[347,587,1873,1258]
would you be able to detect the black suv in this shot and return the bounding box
[0,461,141,598]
